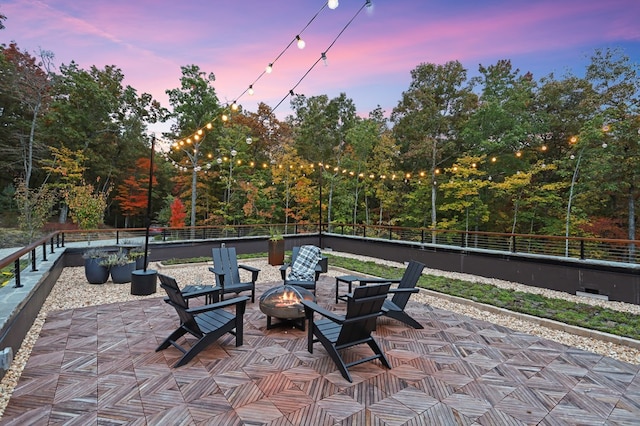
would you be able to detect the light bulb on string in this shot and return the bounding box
[266,63,273,73]
[328,0,339,9]
[248,85,254,95]
[231,102,238,111]
[321,52,328,66]
[296,35,305,49]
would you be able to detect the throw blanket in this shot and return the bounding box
[288,245,322,282]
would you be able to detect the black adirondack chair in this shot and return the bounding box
[279,245,328,294]
[209,246,260,302]
[359,260,426,329]
[302,282,391,382]
[157,273,249,368]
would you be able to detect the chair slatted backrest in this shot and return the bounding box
[337,283,390,347]
[158,274,202,336]
[212,246,241,285]
[392,260,426,309]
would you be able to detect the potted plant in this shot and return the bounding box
[100,252,135,283]
[268,228,285,266]
[82,248,110,284]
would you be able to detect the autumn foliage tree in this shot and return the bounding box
[115,157,157,227]
[169,197,187,228]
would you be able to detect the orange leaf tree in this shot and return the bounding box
[115,157,157,226]
[169,197,187,228]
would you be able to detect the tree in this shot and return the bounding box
[392,61,476,233]
[65,183,109,235]
[169,197,187,228]
[0,43,54,187]
[114,157,158,227]
[290,93,358,224]
[438,155,490,232]
[14,179,57,243]
[42,62,165,208]
[40,145,86,223]
[165,64,222,228]
[582,48,640,245]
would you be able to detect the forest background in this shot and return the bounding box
[1,10,639,246]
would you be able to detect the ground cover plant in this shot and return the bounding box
[144,251,640,340]
[326,254,640,341]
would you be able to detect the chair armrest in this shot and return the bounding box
[387,287,419,294]
[183,287,220,299]
[208,266,226,285]
[239,264,260,282]
[187,295,250,314]
[279,263,290,280]
[301,300,344,324]
[358,278,401,285]
[239,264,260,273]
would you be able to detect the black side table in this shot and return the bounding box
[335,275,363,303]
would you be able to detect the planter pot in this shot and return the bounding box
[268,239,285,266]
[84,258,110,284]
[131,269,157,296]
[134,256,148,270]
[110,262,136,284]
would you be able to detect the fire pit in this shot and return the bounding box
[259,285,316,330]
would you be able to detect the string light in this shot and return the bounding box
[273,1,371,112]
[296,35,306,49]
[171,1,370,152]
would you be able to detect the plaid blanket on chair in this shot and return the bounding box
[288,245,322,282]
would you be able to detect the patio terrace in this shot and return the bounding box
[2,258,640,425]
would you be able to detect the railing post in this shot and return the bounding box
[50,237,55,254]
[116,230,120,244]
[511,235,517,253]
[389,227,392,240]
[31,249,37,271]
[42,242,47,262]
[61,232,65,247]
[580,239,585,259]
[363,226,366,238]
[421,229,425,244]
[13,259,22,288]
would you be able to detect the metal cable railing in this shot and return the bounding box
[3,223,640,291]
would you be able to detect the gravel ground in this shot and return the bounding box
[1,251,640,417]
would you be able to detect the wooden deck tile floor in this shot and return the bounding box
[2,275,640,425]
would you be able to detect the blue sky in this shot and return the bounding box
[2,0,639,134]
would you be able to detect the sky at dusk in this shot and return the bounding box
[2,0,640,135]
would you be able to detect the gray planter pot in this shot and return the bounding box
[110,262,135,283]
[84,258,110,284]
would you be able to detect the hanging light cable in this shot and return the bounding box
[229,2,328,106]
[272,0,370,112]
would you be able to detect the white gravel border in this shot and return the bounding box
[1,251,639,417]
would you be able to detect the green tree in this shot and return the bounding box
[582,48,640,245]
[40,145,86,223]
[165,64,222,227]
[65,183,109,236]
[0,43,54,187]
[290,93,358,224]
[42,62,164,211]
[14,179,57,243]
[392,61,476,233]
[438,155,490,232]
